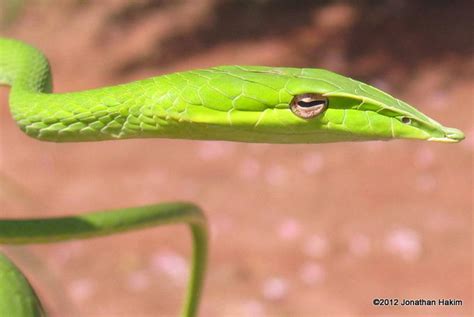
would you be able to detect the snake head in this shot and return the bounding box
[208,66,464,143]
[298,68,465,143]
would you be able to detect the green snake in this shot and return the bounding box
[0,38,464,317]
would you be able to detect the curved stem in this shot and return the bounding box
[0,203,208,317]
[183,225,207,317]
[0,252,47,317]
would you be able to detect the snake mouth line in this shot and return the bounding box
[427,137,464,143]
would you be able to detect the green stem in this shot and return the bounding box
[0,203,208,317]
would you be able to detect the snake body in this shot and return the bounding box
[0,38,464,317]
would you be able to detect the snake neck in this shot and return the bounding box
[0,38,284,143]
[0,38,189,142]
[0,38,52,93]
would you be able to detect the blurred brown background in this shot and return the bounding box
[0,1,472,316]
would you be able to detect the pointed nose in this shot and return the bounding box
[427,127,464,143]
[444,127,465,142]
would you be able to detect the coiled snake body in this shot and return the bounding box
[0,38,464,317]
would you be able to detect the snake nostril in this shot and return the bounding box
[401,117,411,124]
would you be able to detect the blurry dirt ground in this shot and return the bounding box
[0,1,472,316]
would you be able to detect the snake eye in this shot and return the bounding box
[290,93,328,119]
[401,117,412,124]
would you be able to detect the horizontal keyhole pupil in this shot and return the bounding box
[297,100,326,108]
[289,93,328,119]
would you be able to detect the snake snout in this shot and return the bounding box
[428,127,465,143]
[444,127,465,142]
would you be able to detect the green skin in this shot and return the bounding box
[0,38,464,317]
